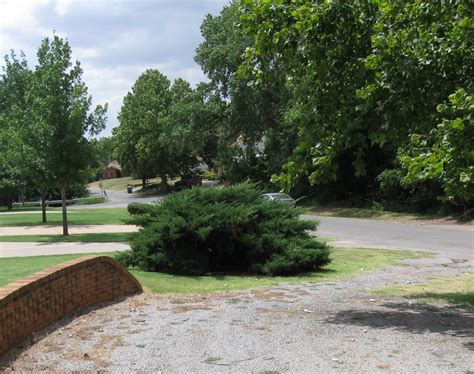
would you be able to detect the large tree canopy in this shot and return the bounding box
[240,0,473,207]
[114,70,215,188]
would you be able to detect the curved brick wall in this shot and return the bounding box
[0,256,142,357]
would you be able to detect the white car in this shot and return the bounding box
[259,193,295,205]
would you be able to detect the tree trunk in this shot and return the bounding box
[160,175,170,192]
[6,191,13,211]
[142,178,146,189]
[41,192,47,224]
[60,187,69,236]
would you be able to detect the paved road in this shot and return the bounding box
[0,242,129,258]
[69,189,165,209]
[304,215,473,260]
[70,181,217,209]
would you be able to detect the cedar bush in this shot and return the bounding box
[118,183,330,275]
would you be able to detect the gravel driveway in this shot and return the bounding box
[2,253,472,373]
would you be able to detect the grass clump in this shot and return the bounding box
[118,183,330,276]
[373,272,474,307]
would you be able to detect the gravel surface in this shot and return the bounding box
[2,253,472,373]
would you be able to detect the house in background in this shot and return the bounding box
[101,161,122,179]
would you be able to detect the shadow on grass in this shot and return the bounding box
[202,268,338,281]
[325,301,474,338]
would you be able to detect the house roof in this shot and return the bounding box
[107,161,122,171]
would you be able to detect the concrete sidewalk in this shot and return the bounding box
[0,224,138,236]
[0,242,130,258]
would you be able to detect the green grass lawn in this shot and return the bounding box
[373,272,474,307]
[0,206,50,213]
[0,248,431,294]
[302,204,473,224]
[0,232,134,243]
[304,205,437,220]
[0,208,130,226]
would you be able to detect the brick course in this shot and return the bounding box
[0,256,142,357]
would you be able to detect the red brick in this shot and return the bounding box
[0,256,142,357]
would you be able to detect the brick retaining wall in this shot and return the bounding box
[0,256,142,357]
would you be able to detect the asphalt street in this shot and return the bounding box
[303,215,473,261]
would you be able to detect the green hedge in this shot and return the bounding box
[118,183,330,275]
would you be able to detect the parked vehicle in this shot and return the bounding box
[259,193,295,205]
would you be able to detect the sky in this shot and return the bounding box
[0,0,228,136]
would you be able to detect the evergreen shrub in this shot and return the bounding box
[118,183,330,275]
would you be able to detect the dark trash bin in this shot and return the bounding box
[127,186,133,194]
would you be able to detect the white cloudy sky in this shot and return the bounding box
[0,0,227,136]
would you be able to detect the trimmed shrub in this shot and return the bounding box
[127,202,157,216]
[118,183,330,276]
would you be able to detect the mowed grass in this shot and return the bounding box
[373,272,474,307]
[0,253,117,286]
[305,205,438,221]
[0,208,130,226]
[89,176,161,191]
[0,232,134,243]
[303,205,473,224]
[0,248,431,293]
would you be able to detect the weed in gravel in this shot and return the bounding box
[432,351,445,359]
[352,314,367,320]
[227,298,242,304]
[204,356,222,364]
[259,371,280,374]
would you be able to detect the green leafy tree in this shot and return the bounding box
[240,0,379,192]
[114,71,207,190]
[26,35,107,235]
[400,88,474,209]
[0,52,31,210]
[240,0,472,207]
[195,1,294,183]
[114,69,171,188]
